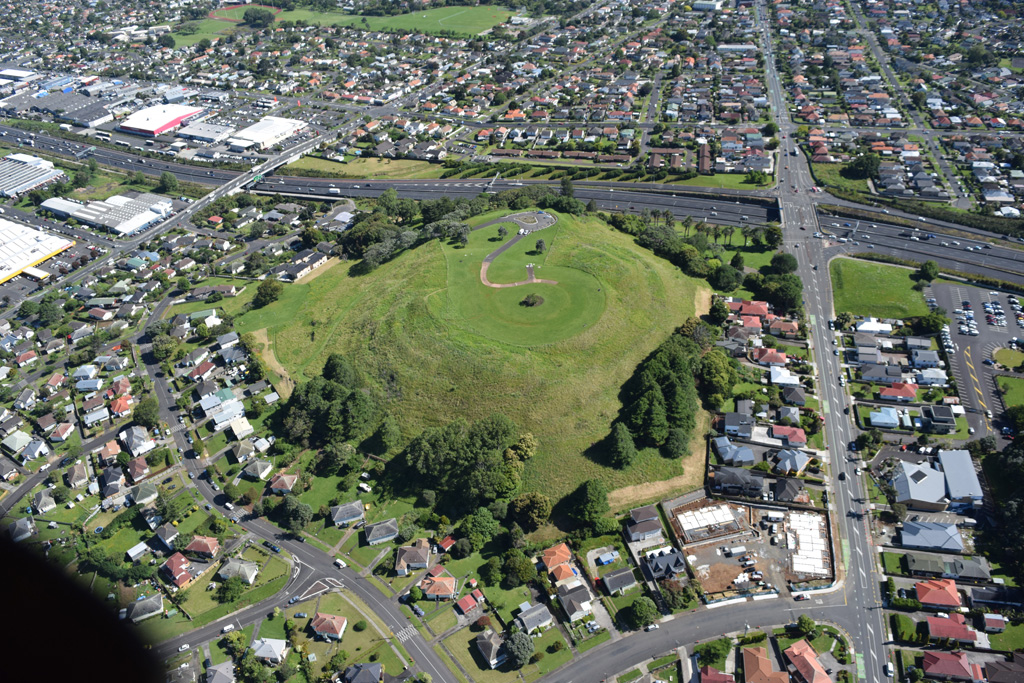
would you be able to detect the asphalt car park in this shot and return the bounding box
[931,282,1011,428]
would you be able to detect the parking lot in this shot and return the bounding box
[931,282,1014,429]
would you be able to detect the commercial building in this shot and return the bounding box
[176,122,235,144]
[0,153,65,198]
[41,192,172,236]
[0,218,73,285]
[227,116,307,151]
[118,104,204,137]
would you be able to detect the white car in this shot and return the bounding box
[334,558,347,568]
[178,644,190,652]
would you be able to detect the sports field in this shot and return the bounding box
[229,211,708,499]
[830,257,930,319]
[199,4,512,37]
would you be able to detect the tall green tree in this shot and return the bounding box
[610,422,638,469]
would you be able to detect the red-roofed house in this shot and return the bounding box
[784,640,830,683]
[126,457,150,482]
[161,552,194,589]
[770,425,807,447]
[926,614,977,644]
[550,564,576,583]
[915,579,962,610]
[880,383,918,402]
[741,315,762,329]
[269,473,298,494]
[110,377,132,396]
[438,535,456,553]
[419,568,458,600]
[455,593,479,614]
[752,347,788,367]
[541,543,572,571]
[184,535,221,558]
[311,612,347,641]
[922,651,982,681]
[983,613,1007,633]
[188,360,215,382]
[111,395,134,418]
[727,300,770,318]
[700,666,735,683]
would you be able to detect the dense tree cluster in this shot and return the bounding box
[400,414,527,512]
[614,317,735,457]
[280,354,378,447]
[982,439,1024,583]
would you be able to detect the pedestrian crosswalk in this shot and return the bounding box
[395,627,417,643]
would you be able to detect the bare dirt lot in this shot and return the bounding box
[252,327,294,399]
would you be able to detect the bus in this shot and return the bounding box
[114,139,130,147]
[95,131,112,141]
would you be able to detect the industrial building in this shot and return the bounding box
[118,104,205,137]
[0,153,65,198]
[0,89,114,127]
[0,218,73,285]
[227,116,307,151]
[176,122,235,144]
[41,192,173,236]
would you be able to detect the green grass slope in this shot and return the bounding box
[236,212,708,499]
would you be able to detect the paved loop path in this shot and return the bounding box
[474,211,559,288]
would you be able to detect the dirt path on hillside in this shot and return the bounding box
[479,261,558,288]
[295,257,340,284]
[252,328,294,399]
[695,287,711,316]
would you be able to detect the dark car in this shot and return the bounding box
[295,612,307,618]
[839,472,846,481]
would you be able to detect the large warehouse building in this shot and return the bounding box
[0,153,65,198]
[41,192,173,236]
[227,116,307,151]
[0,218,73,284]
[118,104,204,137]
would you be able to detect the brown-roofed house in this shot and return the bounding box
[310,612,348,641]
[742,647,788,683]
[541,542,571,570]
[784,639,830,683]
[184,535,220,558]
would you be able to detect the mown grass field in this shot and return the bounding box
[830,258,930,319]
[227,211,708,499]
[998,375,1024,407]
[289,6,514,35]
[995,348,1024,369]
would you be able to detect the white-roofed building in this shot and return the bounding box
[0,218,73,285]
[0,153,65,198]
[41,192,172,236]
[227,116,306,151]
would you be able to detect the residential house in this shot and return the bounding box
[710,467,765,498]
[184,535,220,558]
[365,518,400,545]
[219,558,259,585]
[161,552,194,589]
[926,614,977,645]
[252,638,289,665]
[418,565,457,600]
[3,430,32,455]
[66,463,89,489]
[774,449,811,476]
[603,567,638,596]
[742,647,788,683]
[131,482,158,507]
[700,667,735,683]
[9,517,36,542]
[869,406,900,429]
[243,459,273,481]
[921,651,983,682]
[155,523,179,551]
[23,439,49,461]
[627,505,664,543]
[712,436,755,467]
[395,538,431,576]
[476,629,506,669]
[556,581,593,621]
[310,613,348,641]
[723,411,754,439]
[784,639,830,683]
[33,489,56,514]
[126,456,150,482]
[121,426,155,457]
[515,602,554,633]
[916,578,963,610]
[329,501,365,527]
[646,547,687,580]
[125,594,163,623]
[912,349,941,368]
[541,542,572,573]
[770,425,807,447]
[879,383,918,402]
[268,473,297,494]
[922,405,957,434]
[902,522,964,552]
[205,661,236,683]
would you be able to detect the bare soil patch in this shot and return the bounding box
[252,328,295,399]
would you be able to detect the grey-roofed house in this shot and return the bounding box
[893,460,948,511]
[712,436,755,466]
[341,663,386,683]
[219,558,260,585]
[862,364,903,383]
[778,406,801,425]
[774,449,811,476]
[476,629,506,669]
[646,547,687,580]
[938,450,983,511]
[556,582,593,621]
[33,489,56,514]
[124,593,163,623]
[912,349,941,368]
[155,523,179,551]
[774,477,808,503]
[710,466,764,497]
[205,660,236,683]
[231,440,255,463]
[515,602,554,633]
[921,405,956,434]
[782,386,806,405]
[901,521,964,552]
[330,501,365,527]
[603,567,639,595]
[968,586,1024,609]
[723,411,754,439]
[9,516,35,542]
[242,459,273,481]
[906,553,945,577]
[132,481,159,506]
[252,638,289,664]
[627,517,664,542]
[365,518,399,545]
